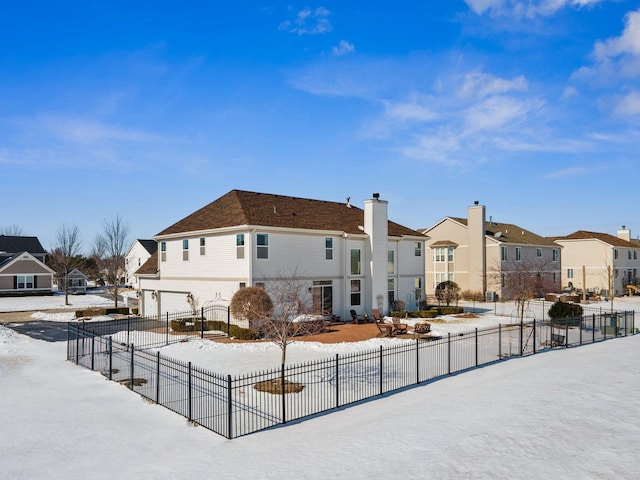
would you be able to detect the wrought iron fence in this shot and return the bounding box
[67,309,636,439]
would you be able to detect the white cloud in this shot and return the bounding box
[332,40,355,57]
[594,9,640,60]
[37,115,158,144]
[465,0,606,18]
[279,6,332,35]
[464,96,540,132]
[544,166,588,179]
[459,72,528,99]
[383,99,438,122]
[613,90,640,116]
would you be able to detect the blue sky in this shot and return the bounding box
[2,0,639,252]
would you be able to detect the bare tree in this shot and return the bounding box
[435,281,460,306]
[49,224,82,306]
[488,258,559,323]
[1,225,24,236]
[231,272,322,365]
[96,216,130,308]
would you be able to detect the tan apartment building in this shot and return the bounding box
[422,202,561,301]
[552,227,640,297]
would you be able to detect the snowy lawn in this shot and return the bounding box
[0,291,114,313]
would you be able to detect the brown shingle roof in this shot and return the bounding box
[449,217,557,246]
[156,190,421,237]
[552,230,639,248]
[135,250,158,276]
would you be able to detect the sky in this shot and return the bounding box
[1,0,640,253]
[2,296,640,479]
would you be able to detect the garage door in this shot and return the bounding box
[159,291,191,316]
[141,290,158,317]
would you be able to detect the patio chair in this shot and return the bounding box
[374,319,394,337]
[391,317,408,335]
[371,309,384,322]
[350,309,367,324]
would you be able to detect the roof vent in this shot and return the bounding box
[372,193,380,200]
[522,230,525,235]
[494,232,502,238]
[346,196,351,208]
[273,207,278,214]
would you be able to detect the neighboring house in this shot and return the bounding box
[136,190,426,319]
[125,239,158,289]
[57,268,88,294]
[421,203,561,301]
[552,227,640,297]
[0,235,56,296]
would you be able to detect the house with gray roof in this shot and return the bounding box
[0,235,56,296]
[136,190,426,320]
[125,239,158,290]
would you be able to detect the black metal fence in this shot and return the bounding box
[67,309,636,439]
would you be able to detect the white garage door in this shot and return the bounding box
[141,290,158,317]
[159,291,190,316]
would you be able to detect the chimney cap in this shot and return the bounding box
[474,200,479,205]
[372,193,380,200]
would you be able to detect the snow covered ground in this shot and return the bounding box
[1,296,640,479]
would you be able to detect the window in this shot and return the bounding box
[414,277,423,302]
[239,282,246,289]
[414,242,422,257]
[629,250,632,260]
[182,239,189,261]
[257,233,268,259]
[635,251,638,260]
[448,273,454,282]
[435,272,445,286]
[614,249,619,260]
[447,247,454,262]
[255,282,265,289]
[434,247,445,262]
[17,275,34,289]
[501,273,506,287]
[552,249,559,262]
[515,247,522,261]
[388,278,395,305]
[536,248,542,258]
[553,272,557,283]
[387,250,395,274]
[350,249,361,275]
[161,241,166,262]
[325,238,333,260]
[501,246,508,261]
[567,268,574,279]
[200,237,206,256]
[236,234,245,259]
[350,279,361,306]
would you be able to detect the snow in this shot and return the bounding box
[0,292,114,312]
[1,297,640,479]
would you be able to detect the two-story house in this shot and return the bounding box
[421,202,561,301]
[136,190,426,319]
[552,227,640,297]
[0,235,56,296]
[125,239,158,289]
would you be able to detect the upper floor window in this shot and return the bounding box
[387,250,395,274]
[257,233,268,259]
[501,246,508,261]
[199,237,206,256]
[552,249,559,262]
[350,249,361,275]
[447,247,454,262]
[434,247,445,262]
[536,248,542,258]
[628,250,632,260]
[236,234,245,259]
[325,238,333,260]
[635,251,638,260]
[160,241,166,262]
[614,249,619,260]
[182,239,189,261]
[515,247,522,261]
[414,242,422,257]
[567,268,574,279]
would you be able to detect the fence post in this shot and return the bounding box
[379,345,383,395]
[75,331,79,365]
[227,375,233,439]
[281,363,286,424]
[475,328,478,367]
[593,314,596,343]
[188,361,192,422]
[565,319,569,347]
[519,319,523,356]
[447,333,451,375]
[91,333,95,370]
[227,306,231,338]
[129,344,134,390]
[156,351,160,404]
[127,316,131,347]
[200,306,204,339]
[533,319,536,355]
[498,324,502,360]
[335,354,339,409]
[416,338,420,384]
[108,336,113,380]
[166,312,169,346]
[579,316,583,345]
[624,312,627,337]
